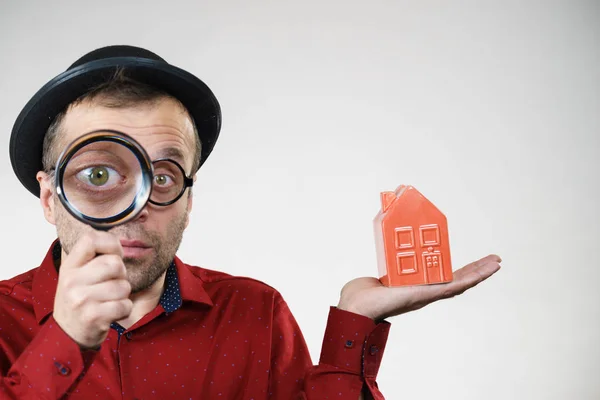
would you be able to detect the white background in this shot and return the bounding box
[0,1,598,399]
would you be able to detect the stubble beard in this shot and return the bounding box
[54,198,188,293]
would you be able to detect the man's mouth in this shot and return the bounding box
[120,239,152,258]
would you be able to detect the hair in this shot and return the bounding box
[41,67,202,177]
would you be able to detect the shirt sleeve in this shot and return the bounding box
[0,316,98,400]
[269,299,391,400]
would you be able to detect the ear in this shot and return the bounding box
[36,171,56,225]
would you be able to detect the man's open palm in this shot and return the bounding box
[338,254,502,320]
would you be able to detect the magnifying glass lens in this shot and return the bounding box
[61,140,144,220]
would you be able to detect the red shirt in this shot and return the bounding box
[0,241,390,399]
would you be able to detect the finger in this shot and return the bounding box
[82,279,131,302]
[474,254,502,266]
[63,231,124,270]
[94,299,134,323]
[76,254,127,285]
[437,254,502,299]
[454,254,502,282]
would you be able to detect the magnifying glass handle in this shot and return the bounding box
[84,222,113,232]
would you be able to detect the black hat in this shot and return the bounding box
[10,45,221,197]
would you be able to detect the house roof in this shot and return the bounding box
[376,185,445,220]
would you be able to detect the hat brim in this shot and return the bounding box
[10,57,221,197]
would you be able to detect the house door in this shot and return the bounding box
[419,224,445,283]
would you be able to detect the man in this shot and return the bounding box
[0,45,501,399]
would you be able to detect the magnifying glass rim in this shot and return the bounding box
[54,129,153,229]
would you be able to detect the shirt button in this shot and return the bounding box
[345,340,354,348]
[7,371,20,385]
[125,332,133,340]
[369,345,379,356]
[54,361,71,376]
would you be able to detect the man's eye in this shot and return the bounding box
[76,166,120,187]
[154,174,173,186]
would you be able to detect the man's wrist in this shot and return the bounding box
[336,300,372,320]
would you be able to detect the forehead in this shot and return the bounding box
[57,97,196,170]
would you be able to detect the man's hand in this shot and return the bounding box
[337,254,501,320]
[53,231,132,349]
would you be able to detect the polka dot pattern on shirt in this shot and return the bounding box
[53,242,182,336]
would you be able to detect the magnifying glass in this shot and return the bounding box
[54,130,154,230]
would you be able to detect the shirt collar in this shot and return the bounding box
[32,240,213,324]
[172,255,214,307]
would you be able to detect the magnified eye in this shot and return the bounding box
[77,166,121,187]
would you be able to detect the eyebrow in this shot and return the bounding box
[153,147,188,169]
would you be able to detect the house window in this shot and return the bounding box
[395,226,414,250]
[419,224,440,246]
[396,252,417,274]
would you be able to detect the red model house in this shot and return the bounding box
[374,185,453,287]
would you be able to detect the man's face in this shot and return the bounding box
[37,97,197,293]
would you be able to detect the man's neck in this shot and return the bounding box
[117,270,167,329]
